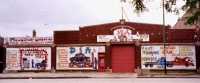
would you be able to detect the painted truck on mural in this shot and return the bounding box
[143,57,194,68]
[170,57,194,67]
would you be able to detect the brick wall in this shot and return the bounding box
[168,29,195,43]
[53,21,198,70]
[54,22,170,44]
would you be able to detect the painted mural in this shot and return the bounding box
[6,47,51,70]
[56,46,105,69]
[141,46,196,69]
[97,28,149,42]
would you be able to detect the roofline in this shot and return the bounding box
[53,30,79,32]
[80,21,168,28]
[80,22,119,28]
[126,21,166,26]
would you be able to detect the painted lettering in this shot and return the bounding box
[160,46,176,49]
[141,57,157,62]
[85,47,91,54]
[124,29,130,34]
[70,47,76,54]
[162,50,173,54]
[142,51,159,56]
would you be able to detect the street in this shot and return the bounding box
[0,78,200,83]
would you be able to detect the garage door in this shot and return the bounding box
[112,45,135,72]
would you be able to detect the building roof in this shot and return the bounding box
[172,13,195,29]
[80,20,164,29]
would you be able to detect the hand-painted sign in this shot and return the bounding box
[97,29,149,42]
[4,37,53,45]
[56,46,105,69]
[141,46,196,69]
[6,47,51,70]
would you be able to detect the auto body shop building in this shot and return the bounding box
[53,19,200,73]
[2,18,200,73]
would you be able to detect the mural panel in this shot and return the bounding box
[6,47,51,70]
[141,46,196,69]
[56,46,105,69]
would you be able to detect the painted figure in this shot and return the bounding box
[94,57,98,69]
[31,59,34,68]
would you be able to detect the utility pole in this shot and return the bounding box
[163,0,167,75]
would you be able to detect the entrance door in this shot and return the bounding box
[98,53,106,72]
[112,45,135,72]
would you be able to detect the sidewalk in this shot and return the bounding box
[0,72,138,79]
[1,72,200,79]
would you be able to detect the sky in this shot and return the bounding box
[0,0,186,37]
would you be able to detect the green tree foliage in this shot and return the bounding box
[181,0,200,25]
[121,0,200,25]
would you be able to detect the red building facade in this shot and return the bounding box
[53,19,200,73]
[2,19,199,73]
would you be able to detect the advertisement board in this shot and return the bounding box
[56,46,105,69]
[6,47,51,70]
[141,46,196,69]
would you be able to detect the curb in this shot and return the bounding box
[0,77,91,79]
[0,76,139,79]
[137,76,200,78]
[1,76,200,79]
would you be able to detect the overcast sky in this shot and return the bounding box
[0,0,186,37]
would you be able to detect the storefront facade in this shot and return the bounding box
[2,31,54,72]
[2,19,200,73]
[53,19,200,73]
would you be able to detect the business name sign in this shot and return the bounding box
[4,37,53,45]
[97,29,149,42]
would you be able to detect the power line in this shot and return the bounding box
[122,7,129,21]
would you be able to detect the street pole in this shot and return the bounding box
[163,0,167,74]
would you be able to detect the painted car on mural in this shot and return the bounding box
[69,53,92,67]
[170,57,194,67]
[143,57,172,67]
[35,60,46,69]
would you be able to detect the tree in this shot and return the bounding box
[121,0,200,25]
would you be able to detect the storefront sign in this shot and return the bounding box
[6,47,51,70]
[56,46,105,69]
[141,46,196,69]
[4,37,53,45]
[97,29,149,42]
